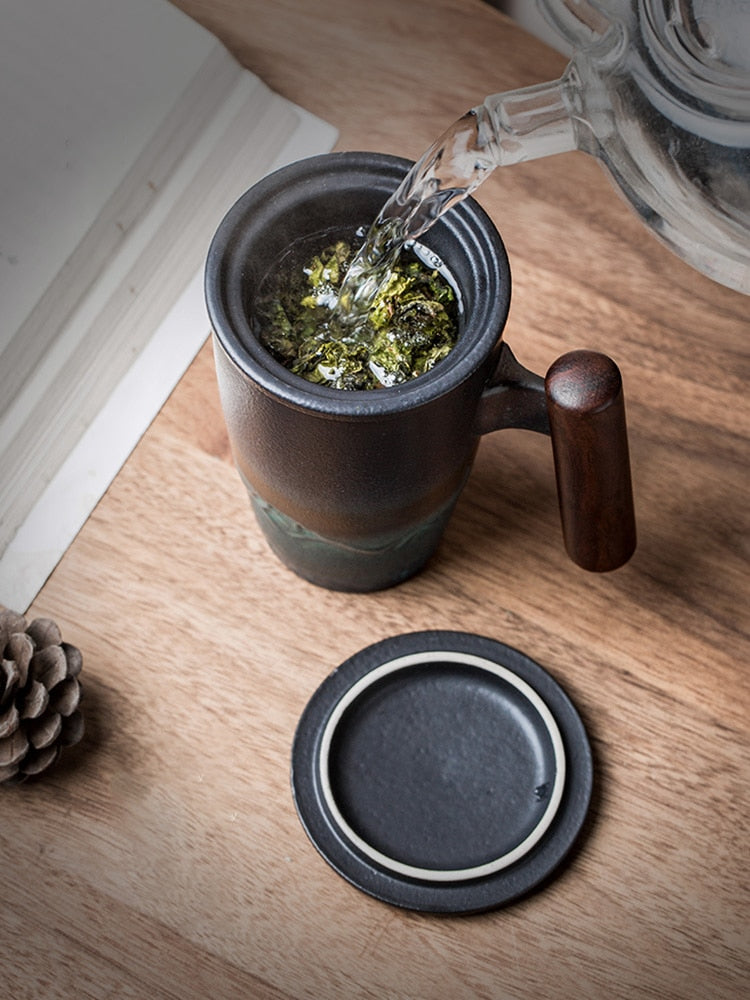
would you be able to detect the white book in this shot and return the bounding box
[0,0,338,611]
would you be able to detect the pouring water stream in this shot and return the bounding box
[335,79,580,327]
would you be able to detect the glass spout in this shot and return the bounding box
[477,74,581,166]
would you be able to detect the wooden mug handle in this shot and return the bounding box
[545,350,637,572]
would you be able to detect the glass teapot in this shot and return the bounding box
[478,0,750,293]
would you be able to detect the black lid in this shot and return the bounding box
[291,631,593,913]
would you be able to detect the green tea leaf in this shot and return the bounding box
[256,240,458,390]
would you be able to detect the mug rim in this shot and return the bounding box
[205,151,511,417]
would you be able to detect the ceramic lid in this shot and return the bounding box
[291,631,593,913]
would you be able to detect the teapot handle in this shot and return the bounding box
[545,350,636,572]
[475,344,636,571]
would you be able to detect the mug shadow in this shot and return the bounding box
[434,432,560,572]
[605,427,749,636]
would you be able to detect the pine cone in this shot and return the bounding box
[0,608,84,784]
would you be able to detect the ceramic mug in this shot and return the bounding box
[205,152,635,591]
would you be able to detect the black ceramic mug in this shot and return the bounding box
[205,152,635,591]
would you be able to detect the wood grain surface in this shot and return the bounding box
[3,2,748,998]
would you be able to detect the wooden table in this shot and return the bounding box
[4,2,748,997]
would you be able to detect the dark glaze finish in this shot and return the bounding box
[206,153,635,589]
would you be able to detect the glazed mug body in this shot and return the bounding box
[205,152,511,591]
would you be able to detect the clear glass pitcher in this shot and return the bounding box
[478,0,750,293]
